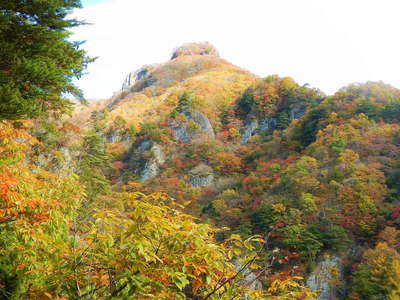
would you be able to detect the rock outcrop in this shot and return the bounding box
[240,108,304,144]
[171,42,219,60]
[259,117,277,133]
[306,254,345,299]
[189,164,214,187]
[126,139,166,182]
[240,117,259,145]
[170,110,215,143]
[289,107,305,121]
[121,65,155,91]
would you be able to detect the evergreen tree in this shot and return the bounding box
[356,98,378,120]
[0,0,93,120]
[276,111,290,130]
[236,87,254,118]
[176,91,193,113]
[78,132,111,200]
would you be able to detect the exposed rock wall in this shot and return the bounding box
[170,110,215,143]
[126,139,166,182]
[189,164,214,187]
[240,117,258,145]
[306,254,345,299]
[121,66,152,91]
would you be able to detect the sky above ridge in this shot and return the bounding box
[71,0,400,100]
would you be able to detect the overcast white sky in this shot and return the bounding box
[71,0,400,100]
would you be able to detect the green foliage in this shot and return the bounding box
[330,136,347,154]
[0,0,93,120]
[293,107,328,148]
[356,98,378,119]
[236,88,255,118]
[30,120,61,149]
[280,156,319,197]
[276,111,290,130]
[350,243,400,300]
[276,224,323,261]
[139,122,162,142]
[78,131,111,200]
[309,222,349,252]
[382,99,400,123]
[244,149,263,164]
[251,203,274,233]
[176,91,193,113]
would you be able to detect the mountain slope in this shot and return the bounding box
[73,43,400,299]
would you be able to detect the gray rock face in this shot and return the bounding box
[170,110,215,143]
[151,144,165,165]
[240,107,304,144]
[306,254,345,299]
[289,108,305,121]
[190,174,214,187]
[171,42,220,60]
[187,110,215,139]
[240,117,259,145]
[137,139,152,151]
[259,117,277,132]
[104,132,121,143]
[121,67,150,91]
[189,164,214,187]
[140,160,159,182]
[126,140,166,182]
[170,123,190,143]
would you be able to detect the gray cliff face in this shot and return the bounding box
[170,110,215,143]
[121,67,150,91]
[189,164,214,187]
[240,117,258,145]
[170,123,190,143]
[240,107,305,144]
[259,117,277,133]
[127,140,166,182]
[306,254,345,299]
[289,107,305,121]
[140,160,159,182]
[187,110,215,139]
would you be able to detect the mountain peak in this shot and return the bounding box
[170,42,219,60]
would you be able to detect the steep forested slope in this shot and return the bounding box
[75,43,400,299]
[2,41,400,299]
